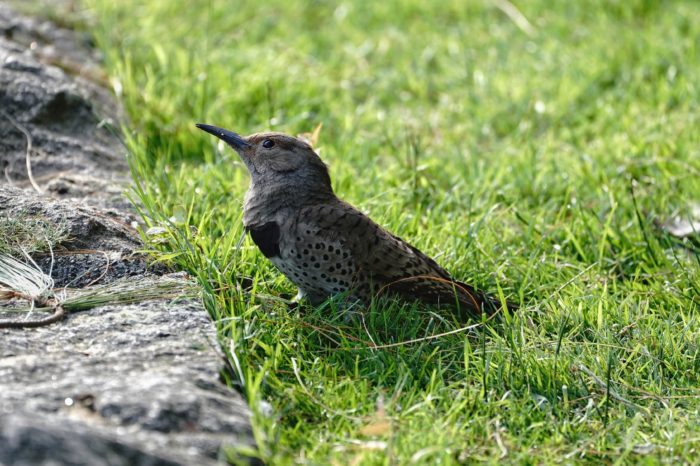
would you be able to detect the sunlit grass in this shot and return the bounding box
[80,0,700,463]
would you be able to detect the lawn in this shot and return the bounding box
[79,0,699,463]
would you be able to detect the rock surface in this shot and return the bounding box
[0,4,255,465]
[0,2,128,210]
[0,298,254,466]
[0,185,151,287]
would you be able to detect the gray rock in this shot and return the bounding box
[0,3,129,210]
[0,4,257,465]
[0,185,153,286]
[1,299,254,466]
[0,186,139,250]
[0,414,182,466]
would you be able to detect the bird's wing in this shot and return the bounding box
[247,221,281,258]
[297,201,498,316]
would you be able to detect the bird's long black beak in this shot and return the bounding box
[196,123,251,150]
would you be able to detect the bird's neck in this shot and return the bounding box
[242,182,335,227]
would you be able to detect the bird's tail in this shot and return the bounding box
[376,274,516,320]
[451,280,517,319]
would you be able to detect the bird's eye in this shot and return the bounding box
[262,139,275,149]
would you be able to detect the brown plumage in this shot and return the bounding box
[196,124,512,317]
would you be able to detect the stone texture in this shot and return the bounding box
[0,298,253,466]
[0,185,150,287]
[0,2,129,210]
[0,414,182,466]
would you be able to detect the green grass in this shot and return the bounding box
[79,0,700,463]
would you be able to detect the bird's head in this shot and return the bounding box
[196,124,332,195]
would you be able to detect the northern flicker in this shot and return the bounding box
[196,124,512,317]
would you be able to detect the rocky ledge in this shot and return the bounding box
[0,4,255,465]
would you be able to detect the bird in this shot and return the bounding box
[196,124,513,318]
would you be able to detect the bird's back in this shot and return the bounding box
[275,199,503,317]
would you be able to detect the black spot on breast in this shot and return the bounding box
[248,222,280,258]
